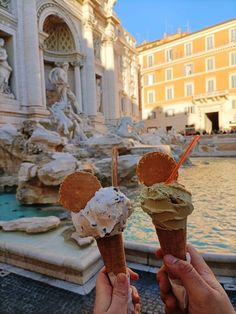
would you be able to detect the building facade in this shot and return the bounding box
[138,19,236,134]
[0,0,139,128]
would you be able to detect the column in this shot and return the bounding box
[22,0,44,108]
[82,19,97,116]
[71,60,83,113]
[38,31,49,109]
[102,20,119,122]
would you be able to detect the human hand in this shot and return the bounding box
[93,267,140,314]
[156,244,235,314]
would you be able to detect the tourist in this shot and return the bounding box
[93,244,235,314]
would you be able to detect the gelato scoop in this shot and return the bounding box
[72,186,133,238]
[140,182,194,231]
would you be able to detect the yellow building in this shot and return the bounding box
[137,18,236,134]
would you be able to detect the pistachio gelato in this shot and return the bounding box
[140,182,194,231]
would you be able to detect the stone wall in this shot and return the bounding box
[190,134,236,157]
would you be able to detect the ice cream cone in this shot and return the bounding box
[155,227,187,260]
[96,233,126,275]
[136,152,178,186]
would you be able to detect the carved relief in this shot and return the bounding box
[0,38,14,98]
[93,36,101,60]
[0,0,11,11]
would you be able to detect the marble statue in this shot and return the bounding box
[49,62,80,114]
[96,77,102,112]
[49,101,87,142]
[94,37,101,60]
[0,38,12,95]
[116,116,143,142]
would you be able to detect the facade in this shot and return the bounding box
[138,19,236,134]
[0,0,139,128]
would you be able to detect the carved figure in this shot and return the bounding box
[94,37,101,60]
[0,38,12,94]
[96,77,102,112]
[116,116,142,142]
[49,101,87,143]
[49,62,80,114]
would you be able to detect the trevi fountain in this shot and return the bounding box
[0,0,235,293]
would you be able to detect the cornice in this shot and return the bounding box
[0,8,17,29]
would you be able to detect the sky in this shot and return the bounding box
[114,0,236,45]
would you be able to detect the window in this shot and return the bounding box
[230,74,236,88]
[166,68,173,80]
[206,57,214,71]
[147,54,153,67]
[166,86,174,100]
[147,90,155,104]
[184,42,192,56]
[230,52,236,66]
[184,63,193,76]
[147,74,155,85]
[166,49,173,62]
[185,82,194,96]
[206,35,214,50]
[230,28,236,42]
[206,78,215,92]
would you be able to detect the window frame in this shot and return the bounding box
[184,42,192,56]
[165,86,174,100]
[147,54,153,67]
[230,73,236,89]
[184,63,193,76]
[230,51,236,66]
[184,82,194,97]
[206,77,216,92]
[147,73,155,85]
[165,68,173,80]
[165,48,173,62]
[205,35,214,50]
[147,90,155,104]
[229,28,236,42]
[205,57,215,71]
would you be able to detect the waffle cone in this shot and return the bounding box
[136,152,178,186]
[155,227,187,260]
[96,234,126,275]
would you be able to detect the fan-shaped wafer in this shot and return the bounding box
[136,152,177,186]
[59,171,101,212]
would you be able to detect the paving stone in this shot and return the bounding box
[0,270,235,313]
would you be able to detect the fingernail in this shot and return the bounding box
[117,273,127,285]
[164,254,179,265]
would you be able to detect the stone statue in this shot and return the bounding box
[94,37,101,60]
[0,38,12,95]
[116,116,143,142]
[49,62,80,114]
[96,77,102,112]
[49,101,87,143]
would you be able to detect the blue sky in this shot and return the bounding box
[114,0,236,45]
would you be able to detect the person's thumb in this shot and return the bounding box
[109,273,129,313]
[164,255,210,298]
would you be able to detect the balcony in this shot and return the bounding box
[193,90,229,103]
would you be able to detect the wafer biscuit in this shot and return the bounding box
[59,172,101,212]
[136,152,177,186]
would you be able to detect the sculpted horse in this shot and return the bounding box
[116,117,143,142]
